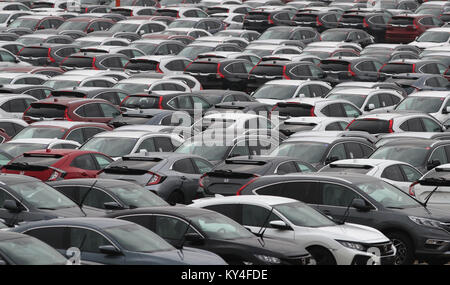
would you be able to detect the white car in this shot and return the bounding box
[192,112,274,134]
[320,159,422,193]
[394,91,450,123]
[0,138,80,159]
[409,28,450,49]
[278,117,352,135]
[190,195,396,265]
[0,94,36,119]
[113,77,191,94]
[43,75,118,90]
[252,80,332,105]
[124,55,192,75]
[409,163,450,206]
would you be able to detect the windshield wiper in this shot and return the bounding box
[37,207,56,210]
[386,206,404,209]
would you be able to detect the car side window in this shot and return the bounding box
[153,215,195,243]
[99,103,120,118]
[154,137,175,152]
[276,162,298,175]
[328,143,347,161]
[137,138,156,152]
[70,154,99,170]
[229,145,250,157]
[429,146,448,165]
[83,128,107,142]
[24,227,68,250]
[0,188,15,209]
[342,103,361,117]
[66,128,84,144]
[381,165,405,181]
[242,204,280,228]
[192,158,212,174]
[399,165,422,182]
[400,118,424,132]
[345,142,364,159]
[172,158,197,174]
[93,154,112,169]
[255,182,321,204]
[83,188,116,209]
[76,103,102,117]
[422,118,442,132]
[69,227,112,253]
[320,183,360,207]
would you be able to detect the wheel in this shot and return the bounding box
[385,231,415,265]
[307,246,337,265]
[167,191,184,205]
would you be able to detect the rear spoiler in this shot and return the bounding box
[206,170,257,179]
[2,163,65,174]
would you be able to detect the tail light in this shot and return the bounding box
[413,19,419,30]
[363,18,369,28]
[409,181,418,196]
[84,7,89,13]
[92,57,99,70]
[216,63,225,78]
[147,171,162,185]
[268,15,274,24]
[156,63,163,73]
[347,64,356,77]
[18,47,25,55]
[346,119,356,130]
[64,108,73,121]
[48,170,62,181]
[412,63,416,73]
[236,175,259,196]
[282,65,290,80]
[316,16,322,27]
[310,106,315,117]
[388,119,393,133]
[158,96,163,109]
[47,48,55,64]
[199,173,207,188]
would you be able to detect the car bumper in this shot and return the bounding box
[332,245,396,265]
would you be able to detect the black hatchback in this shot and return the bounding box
[243,9,294,33]
[320,56,384,85]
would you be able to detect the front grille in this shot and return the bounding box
[367,242,395,256]
[283,254,312,265]
[439,222,450,233]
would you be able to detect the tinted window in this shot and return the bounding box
[172,158,196,174]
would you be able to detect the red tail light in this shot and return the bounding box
[316,16,322,27]
[268,15,274,24]
[363,18,369,28]
[388,119,393,133]
[92,57,99,70]
[413,19,419,30]
[84,7,89,13]
[147,171,162,185]
[47,48,55,63]
[412,63,416,73]
[236,175,259,196]
[347,64,356,77]
[18,47,25,55]
[64,108,72,121]
[199,173,207,188]
[282,65,290,80]
[184,61,193,72]
[346,119,356,130]
[409,181,418,196]
[310,106,315,117]
[158,96,163,109]
[156,63,163,73]
[216,63,225,78]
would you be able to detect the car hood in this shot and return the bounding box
[128,248,227,265]
[408,42,447,49]
[40,206,87,218]
[304,223,389,244]
[389,205,450,223]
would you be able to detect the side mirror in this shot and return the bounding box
[37,25,45,30]
[3,200,22,213]
[184,232,204,244]
[352,198,371,212]
[365,103,375,111]
[99,245,122,255]
[103,202,124,210]
[269,220,291,230]
[427,159,441,170]
[325,156,339,165]
[442,106,450,114]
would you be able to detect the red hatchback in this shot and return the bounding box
[1,149,113,181]
[22,98,122,124]
[385,14,442,43]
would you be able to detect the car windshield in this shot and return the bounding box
[74,40,101,47]
[176,141,229,161]
[130,43,157,55]
[0,143,47,157]
[326,93,367,108]
[253,84,298,100]
[370,146,428,168]
[417,31,450,43]
[114,83,149,94]
[16,37,45,46]
[395,96,443,113]
[109,23,139,33]
[169,20,196,29]
[192,118,236,132]
[321,31,348,41]
[80,137,138,157]
[57,21,89,31]
[43,80,78,90]
[104,223,175,252]
[178,46,214,59]
[8,18,39,29]
[190,212,254,240]
[109,184,169,207]
[14,127,66,140]
[270,142,328,164]
[0,236,67,265]
[9,181,78,210]
[0,14,10,23]
[258,29,292,40]
[274,202,336,227]
[356,180,421,209]
[0,77,12,85]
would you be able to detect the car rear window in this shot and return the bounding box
[250,64,283,75]
[51,91,86,98]
[19,47,49,57]
[273,103,314,117]
[12,154,62,167]
[25,103,66,119]
[111,8,133,16]
[347,119,390,134]
[246,12,270,20]
[340,15,364,23]
[125,60,159,71]
[157,9,178,17]
[104,158,162,174]
[61,56,94,68]
[122,96,161,109]
[185,62,218,73]
[389,17,414,25]
[207,7,228,14]
[294,13,318,22]
[320,60,349,71]
[380,63,413,74]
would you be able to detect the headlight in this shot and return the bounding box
[409,216,443,229]
[336,240,365,251]
[254,254,281,264]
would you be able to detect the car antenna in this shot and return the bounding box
[257,207,274,240]
[78,180,98,216]
[339,197,356,225]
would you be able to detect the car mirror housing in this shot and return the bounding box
[184,233,204,244]
[269,220,291,230]
[352,198,371,212]
[99,245,122,255]
[103,202,124,210]
[3,200,22,213]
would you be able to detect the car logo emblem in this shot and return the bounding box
[224,178,229,183]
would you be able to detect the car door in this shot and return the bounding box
[0,188,24,226]
[171,158,200,202]
[151,214,199,247]
[67,154,102,178]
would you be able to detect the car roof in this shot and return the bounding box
[0,173,39,185]
[15,217,134,230]
[93,131,158,138]
[6,138,78,144]
[327,158,409,168]
[192,195,297,206]
[407,91,450,98]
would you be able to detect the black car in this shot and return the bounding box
[106,207,313,265]
[243,9,294,33]
[199,155,316,197]
[270,136,375,169]
[379,59,447,78]
[238,172,450,265]
[12,217,227,265]
[47,178,169,213]
[98,153,214,204]
[208,101,272,115]
[293,7,342,32]
[50,87,129,106]
[0,232,68,265]
[384,73,450,94]
[17,43,80,67]
[369,139,450,174]
[255,26,321,45]
[0,174,98,227]
[321,28,375,47]
[188,90,254,105]
[0,84,53,100]
[110,109,191,128]
[320,56,384,84]
[247,60,326,91]
[60,52,130,71]
[185,58,252,91]
[338,11,391,42]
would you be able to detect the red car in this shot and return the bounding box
[385,14,442,43]
[1,149,113,181]
[22,97,122,124]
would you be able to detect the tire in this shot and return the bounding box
[167,190,184,205]
[307,246,337,265]
[385,231,415,265]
